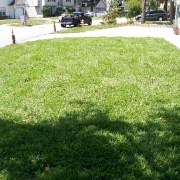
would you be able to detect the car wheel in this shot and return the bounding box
[77,22,80,27]
[88,20,92,25]
[74,22,80,27]
[158,17,163,21]
[61,24,66,28]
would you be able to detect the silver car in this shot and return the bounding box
[95,11,107,18]
[85,11,94,17]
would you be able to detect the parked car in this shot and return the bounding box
[95,11,107,18]
[135,10,169,21]
[85,11,94,17]
[60,12,92,27]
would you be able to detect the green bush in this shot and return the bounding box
[125,0,141,19]
[145,21,153,24]
[55,7,66,16]
[66,7,75,13]
[147,0,158,10]
[107,19,117,24]
[41,7,51,17]
[102,7,120,23]
[127,19,134,24]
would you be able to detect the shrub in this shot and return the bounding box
[125,0,141,19]
[107,19,117,24]
[55,7,66,16]
[66,7,75,14]
[145,21,153,24]
[102,7,120,23]
[127,19,134,24]
[41,7,51,17]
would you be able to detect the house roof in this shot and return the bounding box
[9,0,25,6]
[9,0,15,6]
[96,0,106,8]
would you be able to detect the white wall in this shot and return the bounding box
[26,0,43,17]
[26,6,43,17]
[42,0,58,6]
[63,0,75,7]
[0,0,76,18]
[0,0,14,17]
[0,0,12,7]
[15,7,24,18]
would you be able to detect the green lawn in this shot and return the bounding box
[59,24,120,33]
[0,37,179,179]
[0,19,20,25]
[0,18,54,27]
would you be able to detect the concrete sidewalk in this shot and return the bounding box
[0,22,180,49]
[20,25,180,49]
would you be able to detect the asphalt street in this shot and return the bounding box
[0,19,180,48]
[0,23,62,48]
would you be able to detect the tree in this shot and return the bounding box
[169,0,175,24]
[110,0,122,7]
[90,0,93,12]
[163,0,168,11]
[102,7,120,23]
[141,0,146,24]
[125,0,141,19]
[147,0,158,10]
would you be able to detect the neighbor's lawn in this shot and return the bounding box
[0,19,20,25]
[0,18,54,27]
[0,37,179,179]
[59,24,121,33]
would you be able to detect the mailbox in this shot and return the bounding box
[20,15,28,25]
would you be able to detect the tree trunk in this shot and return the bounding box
[90,0,93,12]
[164,0,168,11]
[170,0,175,24]
[141,0,146,24]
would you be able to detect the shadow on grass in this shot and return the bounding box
[0,101,179,179]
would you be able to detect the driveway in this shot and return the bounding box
[0,20,180,49]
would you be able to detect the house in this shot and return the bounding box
[0,0,12,19]
[0,0,106,19]
[75,0,106,13]
[95,0,106,12]
[7,0,73,18]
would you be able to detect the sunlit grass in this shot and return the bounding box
[59,24,121,33]
[0,37,179,179]
[0,19,20,25]
[0,18,54,27]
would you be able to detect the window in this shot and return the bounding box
[66,0,71,2]
[0,7,6,16]
[82,1,87,6]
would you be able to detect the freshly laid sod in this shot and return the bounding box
[0,37,179,179]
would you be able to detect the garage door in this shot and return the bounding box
[15,8,24,19]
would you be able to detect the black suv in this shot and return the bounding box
[135,10,169,21]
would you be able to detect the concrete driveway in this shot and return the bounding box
[0,20,180,49]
